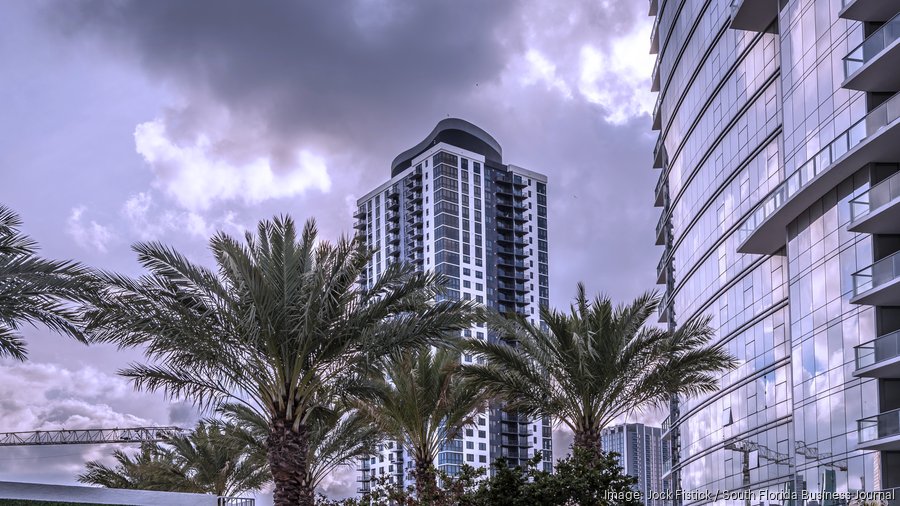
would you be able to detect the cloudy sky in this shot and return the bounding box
[1,0,659,501]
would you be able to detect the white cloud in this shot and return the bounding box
[66,207,114,253]
[522,50,573,99]
[122,191,247,240]
[578,24,656,124]
[134,117,332,212]
[0,360,176,484]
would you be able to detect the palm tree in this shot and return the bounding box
[164,421,270,497]
[356,347,488,502]
[216,402,378,491]
[78,421,268,497]
[78,443,185,491]
[0,205,94,360]
[462,283,736,458]
[84,216,475,506]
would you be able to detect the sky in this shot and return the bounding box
[0,0,660,501]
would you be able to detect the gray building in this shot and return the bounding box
[601,423,667,506]
[355,119,552,494]
[651,0,900,503]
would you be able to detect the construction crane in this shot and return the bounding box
[795,440,848,471]
[724,438,791,506]
[0,426,188,447]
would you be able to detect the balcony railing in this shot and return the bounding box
[656,212,669,245]
[858,407,900,446]
[218,499,255,506]
[843,12,900,78]
[654,169,667,206]
[658,292,670,323]
[850,170,900,222]
[740,91,900,242]
[852,250,900,296]
[657,252,670,284]
[855,329,900,371]
[653,134,665,168]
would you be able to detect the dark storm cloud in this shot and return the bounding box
[50,0,519,157]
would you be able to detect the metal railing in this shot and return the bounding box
[858,407,900,445]
[844,12,900,78]
[855,329,900,371]
[657,252,670,281]
[740,91,900,241]
[655,169,667,201]
[656,211,668,241]
[850,170,900,222]
[853,250,900,296]
[218,498,254,506]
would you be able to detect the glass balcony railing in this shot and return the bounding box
[656,212,669,244]
[653,134,665,167]
[740,91,900,241]
[855,329,900,371]
[850,170,900,222]
[843,12,900,78]
[853,250,900,296]
[858,407,900,445]
[657,252,670,283]
[655,169,667,201]
[658,292,670,322]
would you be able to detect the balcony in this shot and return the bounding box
[651,57,660,92]
[843,12,900,92]
[655,212,668,246]
[839,0,898,22]
[657,252,670,284]
[653,135,666,169]
[654,170,667,207]
[658,292,670,324]
[729,0,779,33]
[855,329,900,378]
[497,233,526,245]
[497,245,525,257]
[498,257,526,269]
[857,407,900,450]
[851,250,900,305]
[353,207,367,219]
[738,91,900,255]
[498,280,527,292]
[848,170,900,233]
[650,14,660,55]
[649,0,658,16]
[353,219,367,231]
[497,268,525,281]
[498,292,527,305]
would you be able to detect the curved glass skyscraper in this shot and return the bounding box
[652,0,900,503]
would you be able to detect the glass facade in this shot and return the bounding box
[652,0,900,503]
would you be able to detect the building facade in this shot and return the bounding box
[601,423,667,506]
[355,119,552,494]
[651,0,899,503]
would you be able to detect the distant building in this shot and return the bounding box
[601,423,666,506]
[355,118,552,494]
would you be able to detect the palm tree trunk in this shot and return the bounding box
[414,458,439,504]
[573,427,603,459]
[267,419,314,506]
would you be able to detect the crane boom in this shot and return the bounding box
[0,427,188,447]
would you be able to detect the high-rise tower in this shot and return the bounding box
[601,423,667,506]
[651,0,900,502]
[355,118,552,494]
